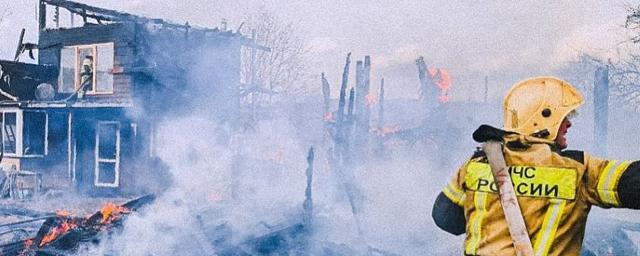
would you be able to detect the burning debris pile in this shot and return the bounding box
[0,195,155,256]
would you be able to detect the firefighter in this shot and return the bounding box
[432,76,640,255]
[78,55,93,99]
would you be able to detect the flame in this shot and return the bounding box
[19,239,33,256]
[373,125,401,136]
[39,219,78,247]
[100,202,130,224]
[427,68,452,104]
[33,202,132,249]
[323,112,333,122]
[365,93,376,107]
[427,68,438,77]
[55,210,72,217]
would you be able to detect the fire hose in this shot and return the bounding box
[474,125,534,256]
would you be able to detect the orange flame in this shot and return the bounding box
[100,202,130,224]
[39,219,78,247]
[19,239,33,256]
[34,202,132,249]
[365,93,376,107]
[427,68,452,104]
[55,210,72,217]
[323,112,334,122]
[373,125,401,136]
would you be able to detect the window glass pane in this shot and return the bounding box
[59,47,76,93]
[3,113,16,154]
[96,43,114,93]
[98,123,117,159]
[23,112,46,155]
[97,162,116,184]
[77,47,94,92]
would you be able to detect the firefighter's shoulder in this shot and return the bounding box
[559,150,585,164]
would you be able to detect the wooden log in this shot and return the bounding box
[347,87,355,119]
[354,60,365,157]
[321,73,331,120]
[375,78,385,156]
[303,147,314,226]
[14,28,25,61]
[415,56,437,106]
[378,78,385,129]
[355,60,364,116]
[337,53,351,123]
[482,141,533,256]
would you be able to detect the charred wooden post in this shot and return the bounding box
[375,78,385,156]
[361,56,372,155]
[363,55,371,120]
[337,53,351,122]
[416,56,437,108]
[354,57,370,159]
[303,147,314,227]
[14,28,25,62]
[39,0,47,30]
[347,87,355,119]
[594,67,609,156]
[341,87,356,167]
[322,53,364,247]
[321,73,331,120]
[355,60,364,116]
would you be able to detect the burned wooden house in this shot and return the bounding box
[0,0,256,196]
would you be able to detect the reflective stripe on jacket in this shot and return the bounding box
[442,141,636,256]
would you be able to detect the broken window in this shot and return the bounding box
[58,43,114,95]
[23,111,47,156]
[95,121,120,187]
[2,112,16,154]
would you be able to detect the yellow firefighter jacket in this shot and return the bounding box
[442,134,636,256]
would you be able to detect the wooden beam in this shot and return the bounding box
[321,72,331,118]
[39,0,47,30]
[337,53,351,122]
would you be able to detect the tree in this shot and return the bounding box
[605,5,640,109]
[239,9,311,107]
[553,53,603,101]
[552,5,640,110]
[0,8,10,25]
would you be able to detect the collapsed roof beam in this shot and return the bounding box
[41,0,191,30]
[42,0,140,23]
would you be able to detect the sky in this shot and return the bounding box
[0,0,636,100]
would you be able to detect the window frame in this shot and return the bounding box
[1,110,20,157]
[58,42,115,95]
[22,110,48,157]
[58,46,77,94]
[0,110,48,158]
[94,121,120,187]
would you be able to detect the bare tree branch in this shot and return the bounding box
[0,8,12,25]
[239,9,311,107]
